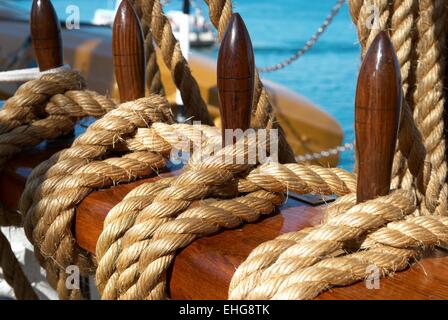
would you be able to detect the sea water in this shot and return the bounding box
[10,0,360,170]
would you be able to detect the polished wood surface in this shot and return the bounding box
[112,0,145,102]
[0,146,447,300]
[355,32,402,203]
[30,0,63,71]
[217,13,254,141]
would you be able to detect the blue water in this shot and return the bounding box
[9,0,360,170]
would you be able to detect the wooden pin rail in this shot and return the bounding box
[0,2,447,299]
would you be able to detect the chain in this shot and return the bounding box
[257,0,346,73]
[295,141,354,162]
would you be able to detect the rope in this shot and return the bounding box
[0,71,85,134]
[349,0,446,214]
[229,189,416,299]
[0,0,446,302]
[132,3,165,95]
[0,70,87,299]
[230,214,448,300]
[257,0,346,73]
[130,0,295,163]
[412,0,447,215]
[0,90,117,166]
[5,77,444,301]
[241,246,417,300]
[0,230,38,299]
[224,0,447,301]
[130,0,213,125]
[93,133,357,299]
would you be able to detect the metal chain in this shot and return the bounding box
[295,141,354,162]
[257,0,346,73]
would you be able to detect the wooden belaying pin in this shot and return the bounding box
[355,31,402,203]
[112,0,145,102]
[217,13,255,144]
[30,0,64,71]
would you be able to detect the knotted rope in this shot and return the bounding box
[226,0,448,300]
[130,0,295,163]
[1,0,447,301]
[0,70,88,299]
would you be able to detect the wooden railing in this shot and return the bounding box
[0,0,445,300]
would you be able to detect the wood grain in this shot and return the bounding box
[217,13,254,142]
[112,0,145,102]
[30,0,63,71]
[355,32,402,203]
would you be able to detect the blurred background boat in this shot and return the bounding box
[91,0,216,47]
[0,0,359,169]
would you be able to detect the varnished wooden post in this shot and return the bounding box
[217,13,255,141]
[30,0,63,71]
[355,31,402,203]
[112,0,145,102]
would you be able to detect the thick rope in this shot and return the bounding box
[1,0,445,301]
[0,90,117,166]
[362,215,448,248]
[94,134,357,299]
[132,2,165,95]
[0,71,85,134]
[0,230,38,299]
[224,0,447,300]
[131,0,213,125]
[230,214,448,300]
[19,101,356,300]
[350,0,412,191]
[412,0,448,215]
[228,189,416,299]
[242,245,417,300]
[19,96,214,298]
[0,70,87,300]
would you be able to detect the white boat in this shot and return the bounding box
[92,0,216,47]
